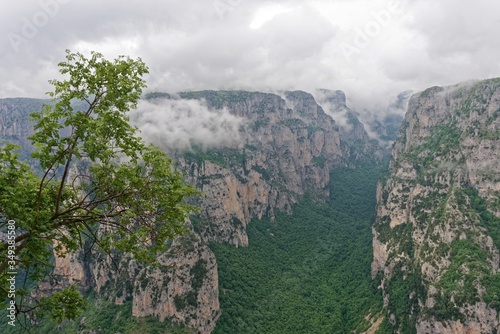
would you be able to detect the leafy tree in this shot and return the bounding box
[0,50,197,324]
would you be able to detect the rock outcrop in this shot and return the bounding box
[174,90,350,247]
[372,78,500,333]
[131,232,220,333]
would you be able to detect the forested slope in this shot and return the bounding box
[212,162,386,333]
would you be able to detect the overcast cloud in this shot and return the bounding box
[1,0,500,114]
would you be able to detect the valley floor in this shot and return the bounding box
[211,162,387,333]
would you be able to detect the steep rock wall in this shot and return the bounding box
[372,79,500,333]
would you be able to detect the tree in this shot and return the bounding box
[0,50,198,323]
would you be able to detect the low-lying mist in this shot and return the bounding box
[130,97,246,151]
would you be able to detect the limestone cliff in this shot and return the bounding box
[317,90,373,153]
[131,232,219,331]
[174,90,354,247]
[0,98,39,141]
[0,98,42,166]
[372,79,500,333]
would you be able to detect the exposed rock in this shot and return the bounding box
[372,78,500,333]
[131,232,220,333]
[417,302,499,334]
[174,90,351,246]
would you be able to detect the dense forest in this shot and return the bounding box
[211,162,387,333]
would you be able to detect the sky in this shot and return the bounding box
[1,0,500,113]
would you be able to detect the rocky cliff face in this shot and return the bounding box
[130,232,219,330]
[0,98,42,164]
[0,98,39,140]
[372,78,500,333]
[173,90,359,247]
[0,90,381,333]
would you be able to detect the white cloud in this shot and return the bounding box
[130,98,246,150]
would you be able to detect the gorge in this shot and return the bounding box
[0,79,499,333]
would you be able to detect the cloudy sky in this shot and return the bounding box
[1,0,500,111]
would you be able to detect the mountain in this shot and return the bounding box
[0,90,385,333]
[372,78,500,333]
[4,78,498,333]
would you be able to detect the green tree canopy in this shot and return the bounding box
[0,50,197,323]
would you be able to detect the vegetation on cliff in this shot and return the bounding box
[373,79,500,333]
